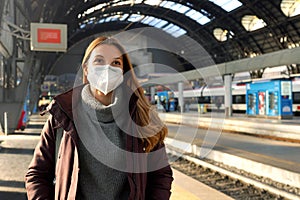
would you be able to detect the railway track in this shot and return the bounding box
[168,149,300,200]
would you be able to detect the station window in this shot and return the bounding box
[241,15,267,31]
[281,0,300,17]
[213,28,234,42]
[213,28,228,42]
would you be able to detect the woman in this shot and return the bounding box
[25,36,173,200]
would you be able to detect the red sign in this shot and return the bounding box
[37,28,61,44]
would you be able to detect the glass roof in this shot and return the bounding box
[80,13,187,38]
[119,13,129,21]
[154,1,211,25]
[79,1,213,26]
[78,0,246,36]
[141,16,168,28]
[127,14,144,22]
[77,0,246,39]
[160,1,190,14]
[208,0,242,12]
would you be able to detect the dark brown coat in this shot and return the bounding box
[25,85,173,200]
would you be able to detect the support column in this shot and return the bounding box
[4,111,8,135]
[150,86,156,104]
[224,74,232,117]
[178,82,184,113]
[0,0,32,133]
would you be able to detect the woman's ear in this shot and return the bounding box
[83,64,88,76]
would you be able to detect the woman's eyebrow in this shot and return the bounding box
[94,55,104,58]
[113,56,122,60]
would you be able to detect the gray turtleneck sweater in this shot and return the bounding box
[76,85,129,200]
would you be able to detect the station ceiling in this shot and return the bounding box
[27,0,300,73]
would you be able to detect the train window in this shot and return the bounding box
[233,95,246,104]
[212,96,224,103]
[293,92,300,104]
[198,96,211,103]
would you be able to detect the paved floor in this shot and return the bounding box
[0,133,40,200]
[0,114,44,200]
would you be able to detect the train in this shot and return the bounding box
[172,78,300,115]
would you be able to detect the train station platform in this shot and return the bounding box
[158,110,300,197]
[158,111,300,142]
[171,169,233,200]
[0,113,234,200]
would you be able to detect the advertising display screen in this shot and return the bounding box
[30,23,67,52]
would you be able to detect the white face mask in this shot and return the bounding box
[87,65,123,95]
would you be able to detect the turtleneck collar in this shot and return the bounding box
[81,84,123,123]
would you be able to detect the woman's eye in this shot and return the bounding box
[112,60,122,66]
[94,59,104,64]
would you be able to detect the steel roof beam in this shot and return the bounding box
[144,46,300,85]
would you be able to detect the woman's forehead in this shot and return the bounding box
[91,44,123,59]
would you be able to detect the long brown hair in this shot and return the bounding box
[81,36,167,152]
